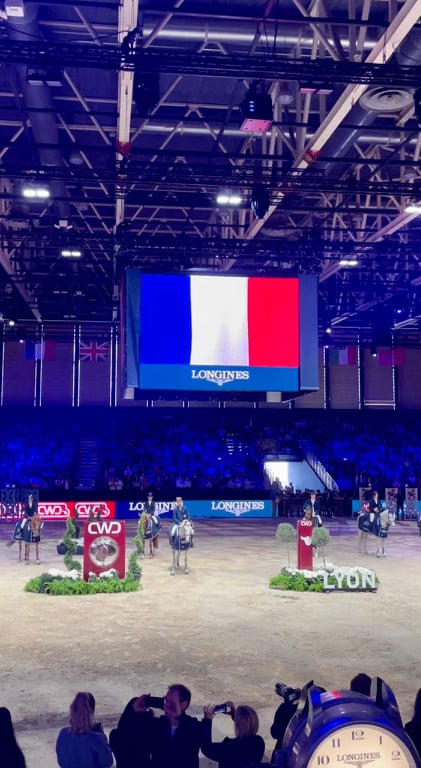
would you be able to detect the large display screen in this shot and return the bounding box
[124,271,319,393]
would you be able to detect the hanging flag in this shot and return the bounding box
[377,348,405,366]
[330,346,357,365]
[24,340,56,361]
[80,340,109,362]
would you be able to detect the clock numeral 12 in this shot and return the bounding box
[352,729,365,741]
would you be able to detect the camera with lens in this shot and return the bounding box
[145,696,165,709]
[214,703,230,714]
[275,683,301,705]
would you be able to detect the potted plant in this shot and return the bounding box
[57,516,83,556]
[62,518,82,571]
[127,551,142,581]
[134,513,147,559]
[276,523,296,568]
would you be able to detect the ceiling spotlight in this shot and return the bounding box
[60,248,82,258]
[22,184,50,200]
[404,201,421,214]
[216,192,242,206]
[370,344,377,357]
[8,319,15,327]
[277,82,294,106]
[339,259,359,266]
[240,81,273,133]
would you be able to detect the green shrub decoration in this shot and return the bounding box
[63,517,81,571]
[311,527,330,567]
[134,513,147,557]
[269,569,324,592]
[127,550,142,576]
[276,523,296,567]
[24,574,141,595]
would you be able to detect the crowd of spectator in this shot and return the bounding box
[3,675,421,768]
[0,408,421,499]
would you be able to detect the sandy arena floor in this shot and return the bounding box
[0,516,420,768]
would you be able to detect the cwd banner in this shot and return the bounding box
[37,501,115,521]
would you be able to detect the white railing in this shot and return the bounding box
[305,452,339,492]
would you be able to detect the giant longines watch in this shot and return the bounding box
[283,679,420,768]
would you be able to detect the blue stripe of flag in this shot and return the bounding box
[139,274,192,364]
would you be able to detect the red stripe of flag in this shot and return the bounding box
[247,277,299,367]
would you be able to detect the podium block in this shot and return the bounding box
[83,520,126,581]
[297,519,314,570]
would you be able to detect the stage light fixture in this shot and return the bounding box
[404,201,421,214]
[216,192,242,206]
[26,67,63,87]
[414,87,421,129]
[251,183,269,218]
[339,259,359,266]
[5,0,24,17]
[22,184,50,200]
[60,248,82,258]
[240,81,273,132]
[133,72,160,117]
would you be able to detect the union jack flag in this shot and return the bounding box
[80,340,109,362]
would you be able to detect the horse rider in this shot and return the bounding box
[170,497,192,543]
[144,492,161,556]
[303,491,323,528]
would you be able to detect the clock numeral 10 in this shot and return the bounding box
[317,756,330,765]
[352,729,365,741]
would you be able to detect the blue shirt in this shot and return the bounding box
[56,727,113,768]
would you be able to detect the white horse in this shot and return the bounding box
[357,507,395,557]
[169,519,194,575]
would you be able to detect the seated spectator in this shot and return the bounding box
[202,702,265,768]
[56,691,113,768]
[112,683,205,768]
[0,706,26,768]
[350,672,371,696]
[405,688,421,757]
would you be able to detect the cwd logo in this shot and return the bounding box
[39,503,71,519]
[87,521,122,535]
[75,503,112,519]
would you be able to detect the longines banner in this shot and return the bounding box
[118,500,273,519]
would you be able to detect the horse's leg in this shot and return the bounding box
[184,547,189,575]
[358,529,362,553]
[170,548,176,575]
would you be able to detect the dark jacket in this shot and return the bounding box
[270,701,298,757]
[111,702,204,768]
[201,719,265,768]
[405,719,421,759]
[110,700,154,768]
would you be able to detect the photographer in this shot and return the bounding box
[270,684,326,762]
[270,687,300,761]
[202,702,265,768]
[111,684,205,768]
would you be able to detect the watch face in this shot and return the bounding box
[307,723,417,768]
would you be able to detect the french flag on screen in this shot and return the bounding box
[139,274,299,368]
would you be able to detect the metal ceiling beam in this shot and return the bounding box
[1,40,421,85]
